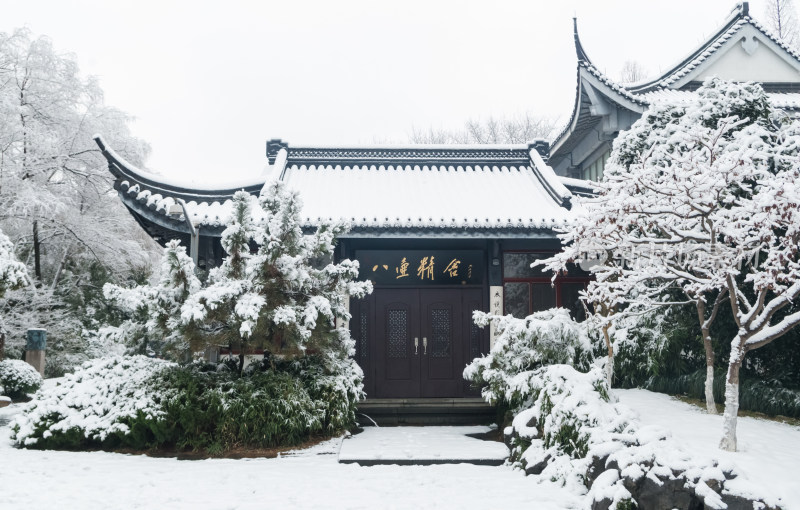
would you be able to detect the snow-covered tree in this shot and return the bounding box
[541,78,800,451]
[176,183,372,372]
[0,28,158,369]
[714,119,800,451]
[619,60,648,84]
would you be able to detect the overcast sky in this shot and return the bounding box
[0,0,774,183]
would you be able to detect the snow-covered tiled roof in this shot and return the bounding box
[282,161,571,230]
[97,137,574,239]
[627,5,800,94]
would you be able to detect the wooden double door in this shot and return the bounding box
[355,287,486,398]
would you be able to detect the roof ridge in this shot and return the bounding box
[284,145,532,165]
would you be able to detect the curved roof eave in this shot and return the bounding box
[94,135,266,202]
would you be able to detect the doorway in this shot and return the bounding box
[355,287,485,398]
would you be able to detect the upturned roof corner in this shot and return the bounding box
[573,17,591,65]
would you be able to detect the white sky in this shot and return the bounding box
[0,0,773,184]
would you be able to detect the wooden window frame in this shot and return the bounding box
[501,250,591,317]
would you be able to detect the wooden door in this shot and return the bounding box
[363,288,487,399]
[374,289,420,398]
[420,289,463,397]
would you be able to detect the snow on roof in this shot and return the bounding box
[100,140,575,235]
[281,161,572,230]
[627,9,800,93]
[553,4,800,158]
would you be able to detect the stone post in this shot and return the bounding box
[25,328,47,377]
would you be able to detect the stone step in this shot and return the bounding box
[338,425,508,466]
[356,398,496,426]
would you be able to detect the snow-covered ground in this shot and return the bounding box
[338,425,508,465]
[616,389,800,509]
[1,388,798,510]
[0,405,577,510]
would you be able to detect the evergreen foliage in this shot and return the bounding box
[104,240,201,357]
[181,185,372,372]
[12,353,363,451]
[465,308,595,409]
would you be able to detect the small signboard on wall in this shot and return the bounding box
[356,250,484,286]
[489,285,503,349]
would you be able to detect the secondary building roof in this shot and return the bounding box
[549,2,800,177]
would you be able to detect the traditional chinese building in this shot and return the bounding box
[96,136,590,404]
[97,2,800,409]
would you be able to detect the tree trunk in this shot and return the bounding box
[703,332,718,414]
[33,220,42,282]
[50,243,71,292]
[238,351,245,375]
[603,323,614,388]
[0,330,5,361]
[696,299,719,414]
[719,354,742,452]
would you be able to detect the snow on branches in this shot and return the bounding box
[541,77,800,451]
[104,240,200,356]
[107,183,372,371]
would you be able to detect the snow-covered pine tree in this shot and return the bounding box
[104,240,200,357]
[181,183,372,372]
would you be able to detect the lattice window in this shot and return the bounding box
[359,303,369,363]
[430,308,451,358]
[470,320,480,360]
[387,309,408,359]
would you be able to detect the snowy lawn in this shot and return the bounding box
[617,389,800,509]
[0,414,578,510]
[2,388,799,509]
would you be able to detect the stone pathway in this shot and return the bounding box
[338,425,508,466]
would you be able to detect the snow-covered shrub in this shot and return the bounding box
[464,308,594,408]
[11,355,173,448]
[129,352,362,452]
[504,365,781,510]
[0,359,42,399]
[150,365,321,451]
[266,345,365,433]
[12,350,362,452]
[506,365,623,463]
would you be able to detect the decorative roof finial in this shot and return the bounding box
[573,17,591,64]
[741,1,749,17]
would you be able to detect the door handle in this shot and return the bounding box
[423,337,427,355]
[414,337,419,355]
